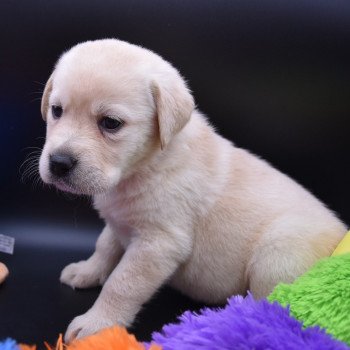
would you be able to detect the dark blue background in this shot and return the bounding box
[1,0,350,224]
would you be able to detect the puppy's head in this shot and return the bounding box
[39,39,194,195]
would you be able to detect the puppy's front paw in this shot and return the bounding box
[60,260,108,289]
[64,308,122,343]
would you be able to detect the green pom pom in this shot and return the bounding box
[268,253,350,345]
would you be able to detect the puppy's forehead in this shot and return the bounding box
[52,41,158,108]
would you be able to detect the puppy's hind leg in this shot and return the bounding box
[246,215,344,299]
[60,225,123,289]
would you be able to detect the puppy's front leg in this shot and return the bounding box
[65,229,191,342]
[61,225,123,289]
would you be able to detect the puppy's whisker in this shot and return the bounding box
[20,151,42,184]
[32,174,43,190]
[20,161,39,177]
[30,97,44,103]
[20,153,41,164]
[20,155,40,174]
[22,164,38,176]
[33,80,45,87]
[22,146,43,151]
[21,169,39,184]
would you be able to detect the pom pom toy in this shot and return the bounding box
[147,294,348,350]
[0,262,9,284]
[65,327,161,350]
[1,232,350,349]
[0,339,18,350]
[0,339,35,350]
[269,232,350,345]
[0,329,161,350]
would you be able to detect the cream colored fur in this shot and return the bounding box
[39,39,347,341]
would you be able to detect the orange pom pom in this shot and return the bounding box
[44,334,64,350]
[46,327,161,350]
[68,327,143,350]
[19,345,37,350]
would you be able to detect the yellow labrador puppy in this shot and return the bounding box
[39,39,346,341]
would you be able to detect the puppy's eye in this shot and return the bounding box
[99,117,124,132]
[51,105,63,119]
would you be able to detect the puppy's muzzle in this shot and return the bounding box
[49,153,77,178]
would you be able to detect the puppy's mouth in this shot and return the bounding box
[52,178,82,194]
[49,171,108,196]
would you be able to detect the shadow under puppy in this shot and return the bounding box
[38,39,346,341]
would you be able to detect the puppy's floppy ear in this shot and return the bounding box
[41,74,54,120]
[152,72,195,149]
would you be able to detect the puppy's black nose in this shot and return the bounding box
[49,154,77,177]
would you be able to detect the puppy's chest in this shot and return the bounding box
[94,192,152,247]
[102,206,140,249]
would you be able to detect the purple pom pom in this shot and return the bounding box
[147,294,349,350]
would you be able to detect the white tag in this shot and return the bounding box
[0,234,15,255]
